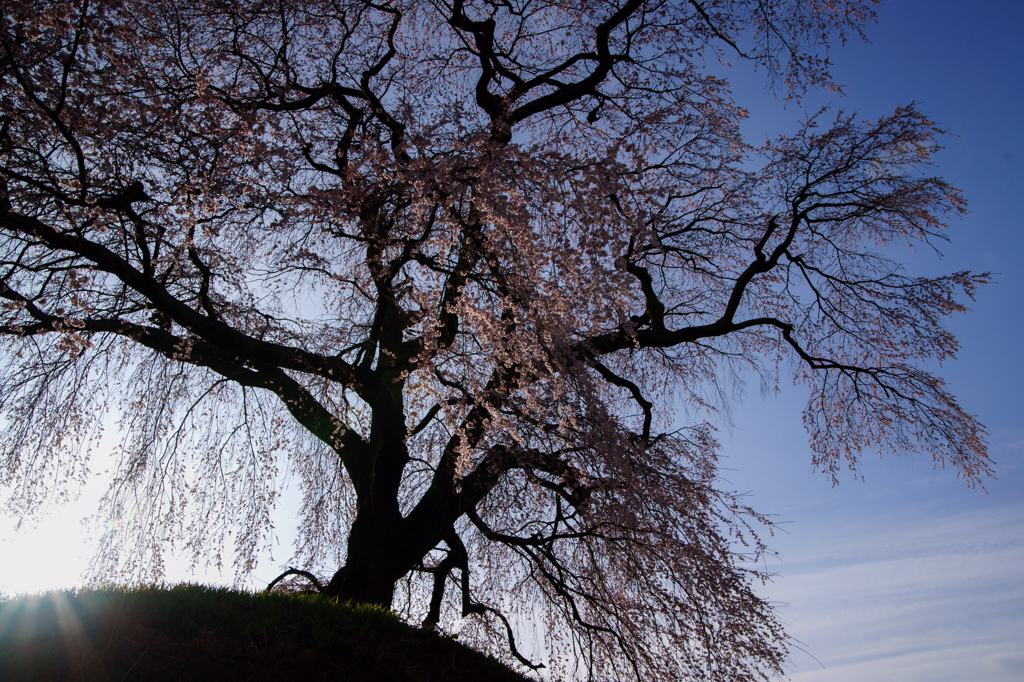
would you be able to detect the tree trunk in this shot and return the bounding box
[321,374,417,607]
[322,505,406,606]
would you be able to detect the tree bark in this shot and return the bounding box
[322,369,416,607]
[322,509,404,606]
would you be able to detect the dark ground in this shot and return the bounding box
[0,584,535,682]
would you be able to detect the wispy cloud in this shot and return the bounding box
[763,504,1024,682]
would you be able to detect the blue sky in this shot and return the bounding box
[717,1,1024,679]
[1,2,1021,680]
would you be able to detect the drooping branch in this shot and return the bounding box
[420,526,461,629]
[444,525,545,670]
[264,566,325,594]
[589,359,653,442]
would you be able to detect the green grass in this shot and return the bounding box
[0,584,534,681]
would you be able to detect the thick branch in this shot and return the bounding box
[0,210,371,392]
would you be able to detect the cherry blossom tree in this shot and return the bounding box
[0,0,989,679]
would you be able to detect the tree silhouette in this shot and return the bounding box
[0,1,988,679]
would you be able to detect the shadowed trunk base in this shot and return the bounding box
[322,564,397,608]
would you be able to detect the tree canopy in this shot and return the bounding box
[0,0,989,679]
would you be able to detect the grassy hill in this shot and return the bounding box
[0,584,534,681]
